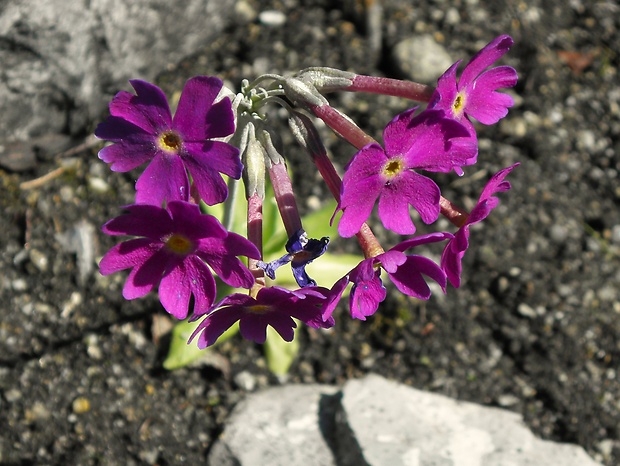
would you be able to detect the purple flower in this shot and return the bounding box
[430,35,518,136]
[323,232,452,321]
[258,229,330,287]
[95,77,242,206]
[441,163,518,288]
[99,201,260,319]
[190,286,335,347]
[337,109,476,237]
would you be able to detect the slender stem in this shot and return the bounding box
[247,192,266,293]
[440,196,469,227]
[347,75,435,102]
[310,104,376,150]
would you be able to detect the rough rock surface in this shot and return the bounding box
[0,0,234,146]
[1,0,619,465]
[209,374,601,466]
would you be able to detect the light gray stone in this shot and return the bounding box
[207,384,340,466]
[0,0,234,144]
[391,35,453,83]
[342,374,602,466]
[211,374,603,466]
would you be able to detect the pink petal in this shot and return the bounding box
[379,170,440,228]
[459,35,514,87]
[102,204,172,239]
[122,248,173,300]
[191,306,245,348]
[110,80,172,134]
[185,140,243,179]
[172,76,223,140]
[464,66,518,125]
[204,97,236,139]
[158,262,192,319]
[135,153,190,206]
[99,238,158,275]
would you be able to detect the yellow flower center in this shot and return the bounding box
[165,234,194,255]
[158,131,183,153]
[452,92,466,116]
[382,158,404,179]
[247,304,273,314]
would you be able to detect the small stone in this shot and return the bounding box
[391,35,453,83]
[234,371,257,391]
[28,249,49,273]
[72,397,91,414]
[517,303,538,319]
[258,10,286,27]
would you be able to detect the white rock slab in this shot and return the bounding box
[341,374,601,466]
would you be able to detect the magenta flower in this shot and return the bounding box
[190,286,336,347]
[99,201,260,319]
[95,77,242,206]
[323,232,452,321]
[337,109,476,237]
[441,163,519,288]
[430,35,518,135]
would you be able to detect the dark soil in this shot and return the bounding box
[1,0,619,464]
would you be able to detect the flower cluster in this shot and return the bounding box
[96,35,518,348]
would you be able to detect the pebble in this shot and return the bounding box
[259,10,286,27]
[28,249,49,273]
[391,35,453,83]
[72,397,91,414]
[234,371,257,391]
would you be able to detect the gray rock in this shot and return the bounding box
[391,34,453,84]
[0,0,234,145]
[211,374,602,466]
[342,374,601,466]
[208,384,340,466]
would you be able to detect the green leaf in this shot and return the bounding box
[162,317,239,370]
[264,326,300,376]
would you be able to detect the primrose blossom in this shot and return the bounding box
[441,163,518,288]
[323,232,452,321]
[99,201,260,319]
[337,109,476,237]
[95,76,242,206]
[190,286,335,347]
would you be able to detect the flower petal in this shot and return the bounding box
[196,233,258,289]
[191,305,245,348]
[378,170,440,230]
[172,76,223,140]
[122,248,174,300]
[135,153,190,206]
[99,238,159,275]
[102,204,173,239]
[158,261,192,319]
[167,201,227,240]
[110,80,172,134]
[459,35,514,87]
[185,140,243,179]
[464,66,518,125]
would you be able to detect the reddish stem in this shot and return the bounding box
[347,75,435,102]
[310,104,376,150]
[440,196,470,228]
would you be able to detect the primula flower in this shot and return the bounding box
[99,201,260,319]
[258,229,330,287]
[441,163,518,288]
[190,286,336,347]
[323,232,452,321]
[430,35,518,137]
[337,109,476,237]
[95,77,242,206]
